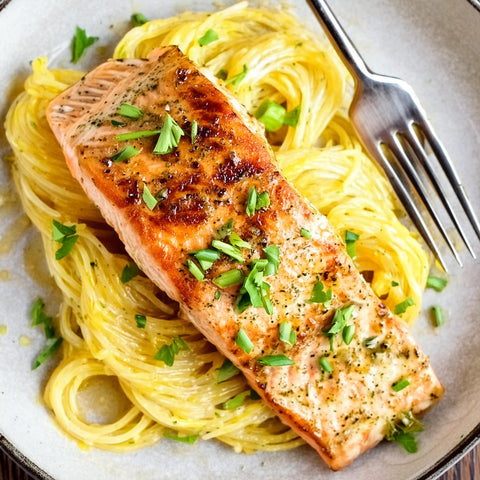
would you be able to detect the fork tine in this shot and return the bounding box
[386,134,465,267]
[415,117,480,241]
[364,139,450,271]
[404,126,476,259]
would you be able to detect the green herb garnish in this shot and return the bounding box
[386,411,423,453]
[142,184,158,210]
[279,321,297,346]
[225,64,248,87]
[216,69,228,81]
[115,130,161,142]
[118,103,143,119]
[187,259,204,281]
[235,328,253,354]
[154,336,189,366]
[32,337,63,370]
[345,230,359,259]
[153,113,184,154]
[392,378,410,392]
[121,262,140,283]
[318,355,333,373]
[190,248,221,271]
[110,145,140,162]
[216,219,234,239]
[431,305,444,327]
[222,391,249,410]
[394,297,415,315]
[426,276,448,292]
[213,269,244,288]
[246,187,270,216]
[255,100,286,132]
[229,232,252,250]
[131,12,148,26]
[324,304,355,350]
[52,220,78,260]
[262,245,279,276]
[31,298,55,339]
[135,314,146,328]
[191,120,198,143]
[198,29,219,46]
[342,324,355,345]
[216,359,240,383]
[163,431,198,444]
[211,239,244,263]
[257,355,295,366]
[300,228,312,239]
[71,26,98,64]
[284,105,301,127]
[308,280,332,306]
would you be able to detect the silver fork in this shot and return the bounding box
[307,0,480,271]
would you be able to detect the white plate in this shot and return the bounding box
[1,1,479,479]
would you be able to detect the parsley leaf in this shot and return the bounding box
[71,26,98,64]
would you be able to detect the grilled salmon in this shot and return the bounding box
[46,46,443,470]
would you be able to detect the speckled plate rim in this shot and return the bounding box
[0,0,479,479]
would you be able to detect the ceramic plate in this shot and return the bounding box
[1,1,479,479]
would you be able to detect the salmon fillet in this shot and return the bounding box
[46,46,443,470]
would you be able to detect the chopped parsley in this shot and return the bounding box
[213,269,244,288]
[110,145,139,162]
[142,184,158,210]
[187,259,204,281]
[386,411,423,453]
[163,431,198,444]
[190,248,221,271]
[118,103,143,119]
[345,230,359,259]
[135,314,146,328]
[246,187,270,216]
[394,297,415,315]
[154,336,189,366]
[279,321,297,346]
[153,113,185,154]
[257,355,295,366]
[254,100,301,131]
[431,305,444,327]
[32,337,63,370]
[71,26,98,64]
[235,328,253,354]
[216,359,240,383]
[191,120,198,143]
[198,29,219,46]
[318,355,333,373]
[30,298,62,370]
[300,228,312,239]
[392,378,410,392]
[324,304,355,350]
[115,130,161,141]
[121,262,140,283]
[308,280,332,306]
[52,220,78,260]
[225,64,248,87]
[426,275,448,292]
[222,391,249,409]
[131,13,148,26]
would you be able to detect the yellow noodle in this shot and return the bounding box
[4,3,429,454]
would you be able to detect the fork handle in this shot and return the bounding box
[306,0,370,82]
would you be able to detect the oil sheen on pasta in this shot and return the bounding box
[5,2,429,453]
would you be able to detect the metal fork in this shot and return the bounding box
[307,0,480,271]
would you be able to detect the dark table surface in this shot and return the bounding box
[1,441,479,480]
